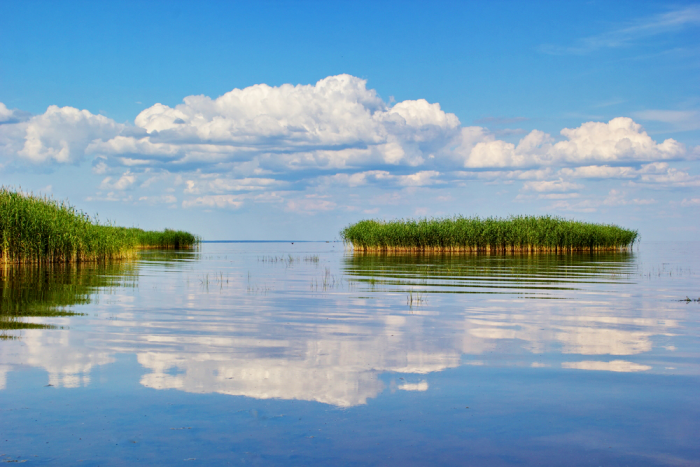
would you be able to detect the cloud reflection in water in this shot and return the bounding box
[0,245,695,406]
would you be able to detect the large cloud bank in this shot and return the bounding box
[0,74,696,212]
[1,75,686,171]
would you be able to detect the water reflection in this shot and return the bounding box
[0,262,138,337]
[0,244,697,405]
[344,251,637,295]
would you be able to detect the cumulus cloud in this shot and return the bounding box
[100,171,136,190]
[86,75,460,172]
[681,198,700,207]
[2,105,125,164]
[138,195,178,206]
[461,118,685,168]
[522,179,583,193]
[462,129,554,168]
[182,195,245,209]
[286,195,337,214]
[0,77,691,177]
[0,102,30,124]
[322,170,442,187]
[183,177,283,195]
[543,189,657,213]
[635,166,700,187]
[602,189,655,206]
[1,75,697,217]
[555,118,684,162]
[559,165,638,179]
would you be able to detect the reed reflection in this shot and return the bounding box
[0,262,138,338]
[0,262,139,388]
[344,250,637,295]
[344,250,683,374]
[0,245,693,404]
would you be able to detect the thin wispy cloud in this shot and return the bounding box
[632,109,700,133]
[539,5,700,55]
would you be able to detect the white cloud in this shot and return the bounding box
[681,198,700,207]
[539,5,700,55]
[522,179,583,193]
[562,360,651,373]
[4,105,125,164]
[138,195,177,205]
[559,165,638,179]
[1,76,697,217]
[85,192,133,203]
[0,80,691,179]
[546,200,598,213]
[459,128,554,168]
[456,168,554,181]
[87,75,460,171]
[183,177,283,195]
[100,171,136,190]
[544,189,657,213]
[398,380,428,391]
[0,102,30,124]
[286,195,337,214]
[322,170,442,188]
[636,167,700,187]
[538,193,580,200]
[461,118,683,168]
[182,195,244,209]
[602,189,655,206]
[0,103,12,123]
[632,109,700,132]
[554,117,683,162]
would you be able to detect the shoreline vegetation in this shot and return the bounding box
[1,188,200,264]
[341,216,638,253]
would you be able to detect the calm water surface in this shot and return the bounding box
[1,241,699,465]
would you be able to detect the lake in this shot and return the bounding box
[1,241,699,466]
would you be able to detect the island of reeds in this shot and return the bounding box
[1,188,200,263]
[341,215,638,253]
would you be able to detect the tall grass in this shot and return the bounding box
[340,215,638,253]
[0,188,200,263]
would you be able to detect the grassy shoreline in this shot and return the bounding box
[341,216,638,253]
[1,188,200,263]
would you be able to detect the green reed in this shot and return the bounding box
[0,188,200,263]
[340,215,638,252]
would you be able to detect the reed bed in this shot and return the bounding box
[1,188,200,263]
[341,215,638,253]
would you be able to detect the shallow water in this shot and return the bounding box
[1,241,699,465]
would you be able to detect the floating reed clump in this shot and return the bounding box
[0,188,200,263]
[341,215,638,253]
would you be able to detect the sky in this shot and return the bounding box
[1,0,699,240]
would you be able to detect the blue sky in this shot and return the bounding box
[1,0,699,240]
